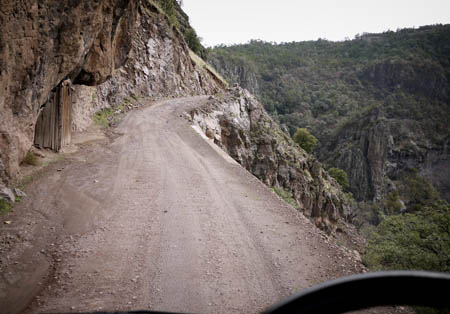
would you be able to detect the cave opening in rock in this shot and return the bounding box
[34,80,73,152]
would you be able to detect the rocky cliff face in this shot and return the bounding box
[189,87,349,232]
[322,104,450,201]
[321,55,450,201]
[320,106,390,201]
[360,58,449,101]
[0,0,137,184]
[95,1,222,101]
[0,0,223,184]
[208,56,259,95]
[70,1,223,133]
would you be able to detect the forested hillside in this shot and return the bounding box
[208,24,450,203]
[209,25,450,280]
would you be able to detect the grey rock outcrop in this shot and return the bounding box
[0,186,15,203]
[360,58,449,101]
[70,1,223,133]
[189,87,349,232]
[321,106,389,201]
[321,104,450,201]
[91,1,223,108]
[13,188,26,198]
[208,56,259,95]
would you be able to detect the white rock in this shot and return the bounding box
[0,187,15,203]
[14,188,26,198]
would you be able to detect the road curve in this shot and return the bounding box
[13,97,362,313]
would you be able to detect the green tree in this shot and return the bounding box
[292,128,317,153]
[385,190,403,214]
[328,167,349,189]
[156,0,178,27]
[159,0,174,16]
[401,170,440,212]
[185,28,202,55]
[363,201,450,273]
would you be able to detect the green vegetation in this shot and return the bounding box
[361,191,450,314]
[385,190,403,215]
[157,0,178,27]
[399,169,441,212]
[94,96,137,128]
[273,186,298,209]
[0,199,12,215]
[328,167,349,190]
[358,172,449,296]
[93,108,115,128]
[354,172,443,229]
[188,50,228,87]
[208,25,450,201]
[292,128,317,153]
[363,201,450,273]
[209,26,450,137]
[184,27,203,56]
[153,0,206,57]
[22,151,40,166]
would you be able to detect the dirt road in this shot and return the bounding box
[1,97,365,314]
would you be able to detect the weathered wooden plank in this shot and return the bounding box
[34,106,44,148]
[34,81,72,152]
[61,84,72,147]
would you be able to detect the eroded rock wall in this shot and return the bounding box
[189,87,349,232]
[94,2,222,106]
[208,56,260,95]
[0,0,137,184]
[322,104,450,202]
[0,0,223,183]
[70,2,223,133]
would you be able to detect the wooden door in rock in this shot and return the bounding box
[34,81,72,152]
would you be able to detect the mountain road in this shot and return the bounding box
[1,97,390,314]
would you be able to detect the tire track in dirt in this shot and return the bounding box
[2,97,394,314]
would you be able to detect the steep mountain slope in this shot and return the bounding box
[208,25,450,202]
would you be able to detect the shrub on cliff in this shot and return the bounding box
[363,201,450,273]
[185,27,203,56]
[22,151,40,166]
[0,199,12,215]
[273,187,298,209]
[154,0,206,58]
[328,167,349,190]
[399,169,441,212]
[293,128,317,154]
[385,190,403,214]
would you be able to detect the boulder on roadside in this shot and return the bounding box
[14,188,27,198]
[0,186,15,203]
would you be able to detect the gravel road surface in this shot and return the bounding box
[2,97,370,314]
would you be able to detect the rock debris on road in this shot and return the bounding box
[2,97,374,314]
